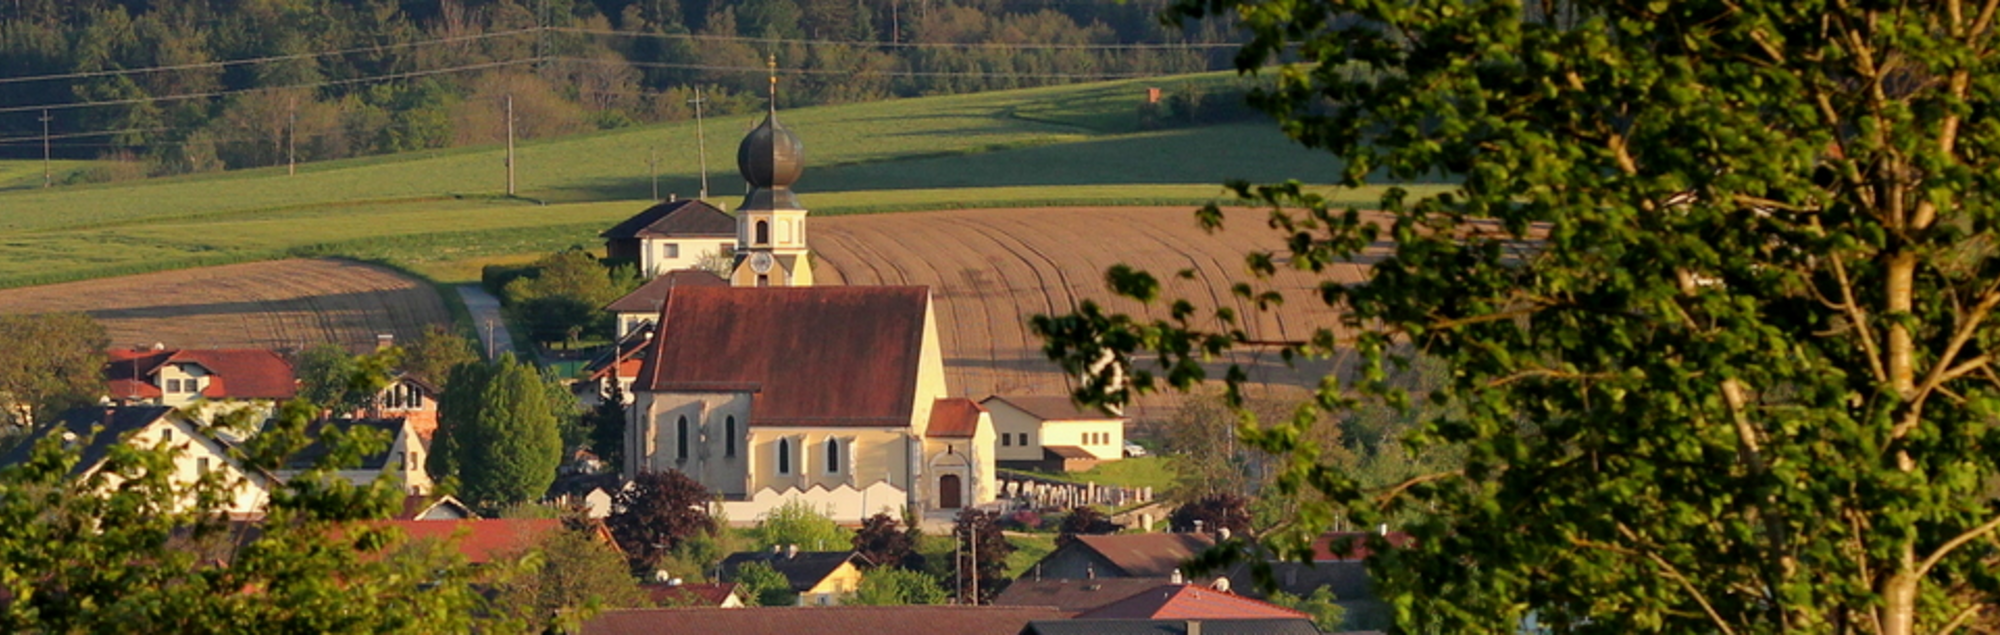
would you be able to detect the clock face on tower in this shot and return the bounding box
[750,251,774,274]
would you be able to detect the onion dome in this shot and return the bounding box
[737,113,804,190]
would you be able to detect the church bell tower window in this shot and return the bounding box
[755,220,770,245]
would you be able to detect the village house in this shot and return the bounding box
[276,418,433,494]
[581,606,1067,635]
[105,346,297,423]
[600,198,737,278]
[395,494,476,520]
[720,547,870,606]
[1026,533,1215,581]
[642,581,745,608]
[0,405,272,514]
[622,80,995,522]
[604,269,729,340]
[982,395,1127,472]
[353,373,440,440]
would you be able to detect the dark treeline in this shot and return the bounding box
[0,0,1237,179]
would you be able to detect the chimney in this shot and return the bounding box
[1186,620,1201,635]
[1193,519,1204,535]
[1085,563,1095,580]
[785,544,799,559]
[376,334,395,350]
[1169,569,1183,585]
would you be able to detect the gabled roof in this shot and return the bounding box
[638,286,933,428]
[378,518,564,564]
[604,269,729,313]
[278,418,410,470]
[1025,618,1323,635]
[926,398,985,438]
[600,199,736,239]
[1063,534,1217,578]
[643,582,740,607]
[582,606,1067,635]
[994,577,1196,615]
[1073,584,1310,621]
[584,323,656,381]
[0,405,179,472]
[105,348,298,400]
[720,550,869,592]
[397,494,477,520]
[982,395,1122,422]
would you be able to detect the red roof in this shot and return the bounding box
[926,398,985,438]
[105,348,297,400]
[638,286,933,428]
[1309,531,1413,561]
[1067,533,1216,577]
[583,606,1066,635]
[376,519,563,563]
[643,582,740,607]
[1072,584,1310,620]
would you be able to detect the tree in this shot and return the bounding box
[729,561,798,606]
[755,498,849,552]
[852,512,920,570]
[428,361,496,485]
[849,567,947,606]
[0,313,106,432]
[488,521,647,633]
[951,509,1012,604]
[1030,0,2000,631]
[0,398,488,632]
[400,324,479,388]
[606,469,718,573]
[585,380,628,469]
[1265,587,1346,633]
[294,344,402,416]
[452,354,563,511]
[1166,493,1250,536]
[503,248,637,349]
[1056,506,1119,546]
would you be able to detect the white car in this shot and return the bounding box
[1123,441,1148,458]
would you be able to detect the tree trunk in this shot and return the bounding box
[1882,571,1918,635]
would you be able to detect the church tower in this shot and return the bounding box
[729,56,813,287]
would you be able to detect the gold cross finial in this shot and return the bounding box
[767,54,779,114]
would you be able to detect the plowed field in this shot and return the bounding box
[816,207,1381,407]
[0,258,450,353]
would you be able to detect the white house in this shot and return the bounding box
[0,405,273,513]
[601,198,738,278]
[276,418,434,495]
[981,395,1127,471]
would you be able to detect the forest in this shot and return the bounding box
[0,0,1238,178]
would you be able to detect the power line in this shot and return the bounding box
[553,26,1240,50]
[561,57,1168,80]
[0,58,537,116]
[0,28,542,87]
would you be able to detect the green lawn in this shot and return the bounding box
[1065,456,1180,493]
[0,160,98,191]
[1005,533,1060,579]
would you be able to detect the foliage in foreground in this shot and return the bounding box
[1039,0,2000,632]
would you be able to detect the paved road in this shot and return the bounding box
[456,285,516,361]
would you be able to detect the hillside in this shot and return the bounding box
[0,74,1442,289]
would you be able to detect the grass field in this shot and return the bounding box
[0,160,98,190]
[0,71,1433,289]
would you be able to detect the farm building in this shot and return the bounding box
[982,395,1127,471]
[0,405,273,514]
[104,346,297,423]
[601,198,738,278]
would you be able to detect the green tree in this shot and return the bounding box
[586,380,629,469]
[1265,587,1346,633]
[848,567,947,606]
[755,498,849,552]
[1033,0,2000,631]
[453,353,562,511]
[729,560,798,606]
[0,313,107,432]
[400,324,479,388]
[428,361,496,485]
[1056,506,1118,547]
[488,521,647,633]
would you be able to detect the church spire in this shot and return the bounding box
[767,54,779,117]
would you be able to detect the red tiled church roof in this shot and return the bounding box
[926,398,985,438]
[1072,584,1310,621]
[638,286,932,428]
[105,348,297,400]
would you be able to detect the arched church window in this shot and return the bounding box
[725,416,737,457]
[756,220,770,244]
[676,416,689,460]
[777,438,791,474]
[825,438,841,474]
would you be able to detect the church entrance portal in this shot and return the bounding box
[939,474,962,509]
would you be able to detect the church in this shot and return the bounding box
[623,67,995,523]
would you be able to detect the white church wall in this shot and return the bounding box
[715,481,909,526]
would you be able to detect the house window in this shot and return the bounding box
[725,416,737,457]
[825,438,841,474]
[755,220,770,245]
[1018,433,1029,446]
[197,457,210,474]
[676,416,690,461]
[165,378,180,392]
[664,243,681,258]
[1001,434,1011,447]
[777,439,791,474]
[162,428,173,444]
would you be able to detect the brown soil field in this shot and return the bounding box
[0,258,450,353]
[816,207,1381,413]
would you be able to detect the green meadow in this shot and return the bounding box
[0,71,1443,288]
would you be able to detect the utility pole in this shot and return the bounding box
[648,147,659,201]
[969,524,979,605]
[287,98,297,176]
[505,94,516,196]
[690,86,709,201]
[39,109,51,188]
